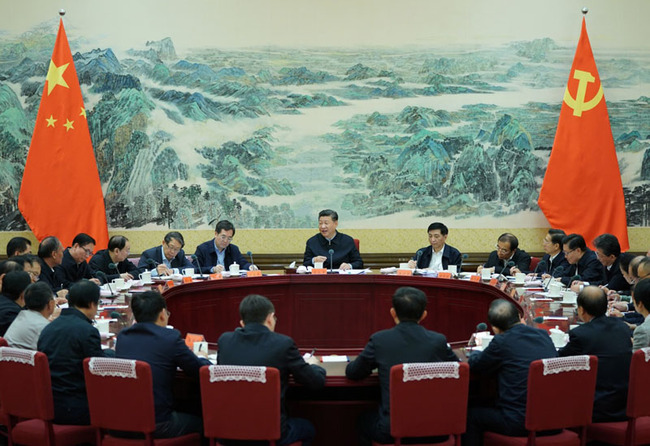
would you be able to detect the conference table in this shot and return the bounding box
[156,272,518,445]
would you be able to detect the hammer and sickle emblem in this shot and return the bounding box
[563,69,604,117]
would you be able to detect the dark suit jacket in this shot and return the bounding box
[539,252,571,277]
[54,248,96,289]
[192,239,251,273]
[413,244,463,271]
[37,258,62,292]
[468,324,558,427]
[0,294,23,336]
[89,249,143,282]
[37,307,111,425]
[560,249,606,286]
[217,323,326,434]
[605,256,630,293]
[116,322,211,423]
[483,249,531,275]
[346,321,458,437]
[558,315,632,422]
[137,245,194,272]
[303,232,363,269]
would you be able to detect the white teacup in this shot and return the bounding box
[478,334,494,348]
[112,278,125,290]
[448,265,458,275]
[548,281,563,297]
[399,263,410,270]
[481,268,492,280]
[229,263,240,274]
[193,341,208,355]
[562,290,577,304]
[139,271,152,283]
[95,318,110,334]
[514,272,526,284]
[314,262,324,269]
[183,267,194,277]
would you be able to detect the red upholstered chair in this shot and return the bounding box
[587,348,650,445]
[484,355,598,446]
[0,338,8,439]
[200,365,300,446]
[354,238,360,251]
[83,357,201,446]
[0,347,96,446]
[371,362,469,446]
[529,256,540,272]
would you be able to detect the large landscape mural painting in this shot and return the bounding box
[1,1,649,231]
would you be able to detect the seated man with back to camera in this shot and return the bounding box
[4,282,56,350]
[346,286,459,446]
[138,231,194,277]
[465,299,557,445]
[631,278,650,351]
[303,209,363,271]
[407,222,463,272]
[192,220,257,274]
[477,233,531,276]
[116,290,210,438]
[217,294,325,446]
[89,235,142,282]
[558,286,631,422]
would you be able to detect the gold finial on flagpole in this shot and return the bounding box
[581,7,588,15]
[59,9,66,17]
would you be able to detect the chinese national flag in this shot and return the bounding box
[18,18,108,249]
[538,18,629,251]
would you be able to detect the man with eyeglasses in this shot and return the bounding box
[138,231,194,277]
[477,233,531,276]
[192,220,257,274]
[54,233,101,289]
[558,233,606,287]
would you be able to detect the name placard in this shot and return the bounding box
[246,270,263,277]
[311,268,327,275]
[437,272,452,279]
[489,278,498,286]
[182,276,193,284]
[470,275,481,282]
[397,269,413,276]
[209,273,223,280]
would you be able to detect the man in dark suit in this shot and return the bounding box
[116,290,210,438]
[37,236,67,296]
[559,286,631,422]
[89,235,142,282]
[465,299,558,445]
[192,220,256,274]
[346,286,459,446]
[303,209,363,271]
[38,280,113,425]
[137,231,194,277]
[218,294,326,446]
[593,233,630,293]
[539,228,570,278]
[0,271,31,336]
[560,233,606,286]
[478,233,531,275]
[54,233,101,289]
[407,222,463,271]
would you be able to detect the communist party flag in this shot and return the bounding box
[538,17,629,251]
[18,18,108,249]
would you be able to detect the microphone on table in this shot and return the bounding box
[95,270,109,288]
[108,262,120,279]
[498,261,515,282]
[533,260,547,277]
[413,249,424,269]
[460,253,469,273]
[110,311,129,329]
[146,259,159,271]
[544,266,564,290]
[190,254,204,278]
[247,251,255,270]
[328,249,334,273]
[469,322,489,347]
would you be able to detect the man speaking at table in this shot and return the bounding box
[477,233,531,276]
[192,220,257,274]
[346,286,458,446]
[138,231,194,277]
[217,294,325,446]
[303,209,363,271]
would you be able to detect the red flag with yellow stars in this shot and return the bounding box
[18,18,108,249]
[538,17,629,251]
